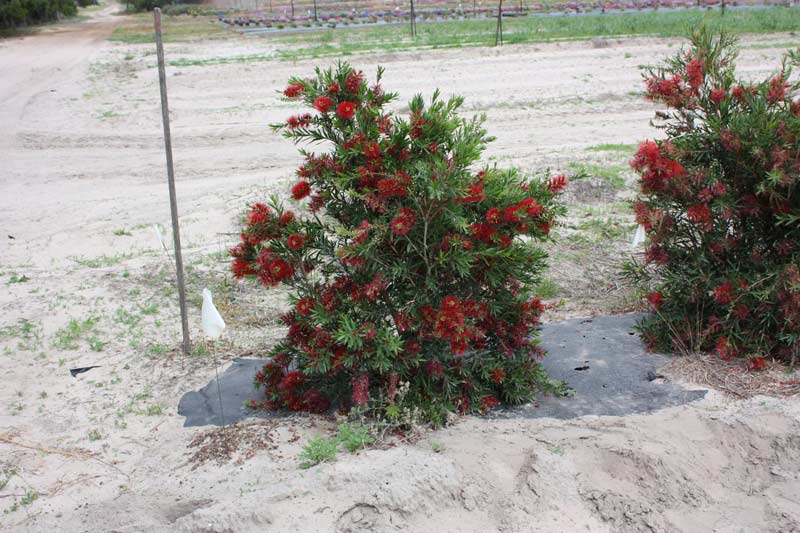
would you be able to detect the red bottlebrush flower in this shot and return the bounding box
[646,291,664,310]
[336,101,356,119]
[686,57,705,89]
[314,96,333,113]
[286,113,312,130]
[456,183,484,204]
[767,76,788,104]
[499,236,512,248]
[363,274,386,301]
[503,205,521,223]
[428,142,438,154]
[747,357,767,371]
[631,141,660,171]
[480,395,499,412]
[303,390,330,413]
[720,129,741,152]
[328,82,340,94]
[710,87,727,105]
[232,256,254,278]
[387,372,399,402]
[345,70,364,93]
[247,202,271,224]
[733,303,750,320]
[716,336,735,361]
[731,85,745,102]
[283,83,304,98]
[687,204,712,229]
[470,222,497,243]
[280,211,295,224]
[364,141,381,159]
[270,259,293,282]
[518,197,541,217]
[547,174,568,193]
[490,367,506,383]
[410,114,425,139]
[713,281,734,305]
[308,194,326,212]
[644,244,669,265]
[360,322,377,340]
[351,373,369,406]
[297,298,314,316]
[376,177,409,197]
[390,209,417,236]
[425,359,442,377]
[287,234,304,250]
[539,222,551,235]
[291,180,311,200]
[645,74,686,107]
[486,208,501,224]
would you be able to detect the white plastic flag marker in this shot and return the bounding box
[631,224,646,247]
[154,224,168,252]
[201,288,226,340]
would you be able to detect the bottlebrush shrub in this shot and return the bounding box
[625,30,800,366]
[230,63,567,424]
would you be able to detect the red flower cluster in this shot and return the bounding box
[256,248,294,286]
[337,101,356,119]
[351,373,369,406]
[314,96,333,113]
[297,297,314,316]
[646,291,664,310]
[284,84,304,98]
[291,180,311,200]
[630,141,687,193]
[433,296,474,355]
[286,114,312,130]
[287,234,304,250]
[390,208,416,236]
[376,171,411,197]
[547,175,568,193]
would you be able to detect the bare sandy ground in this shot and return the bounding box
[1,8,799,531]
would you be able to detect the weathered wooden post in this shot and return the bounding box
[410,0,417,37]
[154,8,192,355]
[494,0,503,46]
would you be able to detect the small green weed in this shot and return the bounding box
[5,273,30,285]
[337,422,374,453]
[298,436,339,469]
[52,317,100,350]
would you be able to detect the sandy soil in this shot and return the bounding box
[1,8,799,531]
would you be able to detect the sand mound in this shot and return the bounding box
[20,392,798,533]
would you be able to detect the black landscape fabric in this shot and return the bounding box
[178,313,706,427]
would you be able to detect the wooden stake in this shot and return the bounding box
[494,0,503,46]
[409,0,416,37]
[154,8,191,355]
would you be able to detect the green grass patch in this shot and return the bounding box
[110,15,228,43]
[534,277,561,299]
[568,217,636,243]
[568,162,628,189]
[52,317,101,351]
[0,319,42,351]
[70,253,132,268]
[585,143,637,154]
[266,8,800,61]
